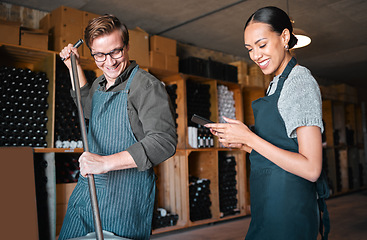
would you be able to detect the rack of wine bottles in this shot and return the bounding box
[0,66,49,147]
[55,153,80,183]
[186,81,214,148]
[54,68,96,148]
[152,207,179,230]
[189,175,212,221]
[334,149,342,192]
[165,83,178,129]
[187,81,211,125]
[188,126,214,148]
[217,85,236,122]
[219,152,239,217]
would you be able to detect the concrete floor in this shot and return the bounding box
[151,189,367,240]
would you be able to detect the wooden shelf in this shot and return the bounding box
[33,148,84,153]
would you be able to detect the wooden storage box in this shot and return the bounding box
[242,87,265,126]
[339,149,349,191]
[333,102,347,146]
[153,151,188,233]
[166,54,179,72]
[322,100,335,147]
[348,147,360,190]
[320,85,338,101]
[150,51,179,72]
[160,75,186,149]
[0,45,56,147]
[82,11,101,58]
[56,183,77,234]
[129,28,150,67]
[218,150,249,216]
[325,148,337,195]
[150,35,177,56]
[43,6,84,52]
[248,64,264,88]
[355,105,363,145]
[333,84,358,103]
[230,60,248,85]
[188,150,219,224]
[345,103,357,145]
[0,20,20,45]
[20,28,48,50]
[150,50,166,70]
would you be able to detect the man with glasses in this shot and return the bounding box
[58,14,177,240]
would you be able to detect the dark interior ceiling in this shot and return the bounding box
[3,0,367,87]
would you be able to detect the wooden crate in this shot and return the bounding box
[0,44,56,147]
[82,11,101,59]
[325,148,337,195]
[56,183,77,235]
[242,87,265,126]
[248,64,264,88]
[345,103,357,145]
[150,35,177,56]
[339,148,349,192]
[187,150,219,225]
[322,100,334,147]
[153,150,188,233]
[0,20,21,45]
[333,102,346,146]
[320,85,338,101]
[359,149,367,186]
[355,105,364,145]
[230,60,248,85]
[219,150,249,216]
[161,75,187,149]
[333,84,358,103]
[348,147,360,190]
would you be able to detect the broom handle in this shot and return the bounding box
[70,39,104,240]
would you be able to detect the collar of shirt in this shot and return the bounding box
[98,60,137,90]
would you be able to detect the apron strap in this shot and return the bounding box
[318,198,330,240]
[317,170,331,239]
[124,65,139,91]
[280,57,297,80]
[273,57,297,95]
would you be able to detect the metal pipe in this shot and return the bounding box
[70,40,104,240]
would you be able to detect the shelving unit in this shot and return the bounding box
[322,95,366,196]
[2,42,366,238]
[150,73,250,233]
[0,42,250,237]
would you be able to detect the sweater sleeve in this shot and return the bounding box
[278,66,324,138]
[125,70,177,171]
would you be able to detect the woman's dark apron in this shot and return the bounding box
[245,58,329,240]
[59,65,155,240]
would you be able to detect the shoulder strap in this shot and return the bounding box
[274,57,297,94]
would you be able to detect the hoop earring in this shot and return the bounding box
[285,45,289,51]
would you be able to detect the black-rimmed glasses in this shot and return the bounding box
[91,46,125,62]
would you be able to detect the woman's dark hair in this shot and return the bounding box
[84,14,129,50]
[244,6,298,49]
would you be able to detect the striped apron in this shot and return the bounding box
[59,65,156,240]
